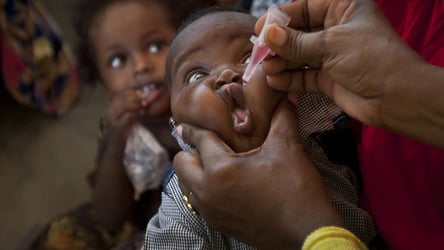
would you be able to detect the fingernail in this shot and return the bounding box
[266,25,287,46]
[177,125,183,138]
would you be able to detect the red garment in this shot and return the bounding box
[359,1,444,249]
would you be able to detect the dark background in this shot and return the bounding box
[0,0,106,248]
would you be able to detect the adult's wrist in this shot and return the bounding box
[279,197,345,249]
[380,59,444,147]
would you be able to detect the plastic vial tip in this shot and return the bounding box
[242,6,290,83]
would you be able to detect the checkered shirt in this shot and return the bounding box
[144,93,377,249]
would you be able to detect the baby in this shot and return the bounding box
[144,8,377,249]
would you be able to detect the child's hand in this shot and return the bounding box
[104,89,144,143]
[95,88,142,233]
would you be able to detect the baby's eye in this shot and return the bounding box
[148,41,167,54]
[187,71,207,84]
[241,53,252,65]
[108,54,127,68]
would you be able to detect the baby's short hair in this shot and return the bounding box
[166,6,248,89]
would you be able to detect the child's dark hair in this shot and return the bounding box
[74,0,217,85]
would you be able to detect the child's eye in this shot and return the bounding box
[108,54,127,68]
[187,71,207,84]
[241,53,252,65]
[148,41,166,54]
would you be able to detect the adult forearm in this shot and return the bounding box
[381,61,444,148]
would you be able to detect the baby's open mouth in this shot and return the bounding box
[220,83,252,134]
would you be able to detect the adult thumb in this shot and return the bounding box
[178,123,233,156]
[264,24,325,68]
[263,100,301,152]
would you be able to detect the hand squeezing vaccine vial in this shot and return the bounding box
[242,6,290,83]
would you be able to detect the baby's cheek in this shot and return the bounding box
[172,85,232,139]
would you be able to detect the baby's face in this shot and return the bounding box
[90,1,175,117]
[168,12,283,152]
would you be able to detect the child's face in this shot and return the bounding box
[90,1,175,117]
[168,12,283,152]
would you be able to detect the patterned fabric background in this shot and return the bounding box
[250,0,291,17]
[1,0,79,116]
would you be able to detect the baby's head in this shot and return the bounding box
[167,9,284,153]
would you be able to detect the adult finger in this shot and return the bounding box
[254,0,328,35]
[265,67,333,94]
[179,123,234,160]
[262,100,301,152]
[264,24,325,67]
[261,53,322,93]
[174,124,235,208]
[174,125,250,221]
[261,55,307,76]
[173,150,204,195]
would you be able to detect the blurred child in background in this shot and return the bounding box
[30,0,221,249]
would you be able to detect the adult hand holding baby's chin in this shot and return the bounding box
[173,101,344,249]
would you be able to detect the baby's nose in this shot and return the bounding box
[215,68,242,88]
